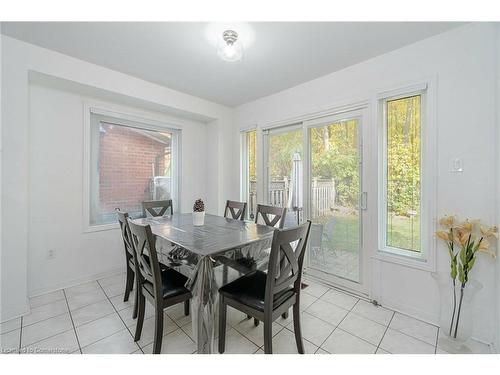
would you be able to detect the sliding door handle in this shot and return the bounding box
[360,192,368,210]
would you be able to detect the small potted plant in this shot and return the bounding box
[193,198,205,226]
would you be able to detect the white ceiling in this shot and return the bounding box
[1,22,464,107]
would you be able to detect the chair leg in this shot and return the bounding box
[222,265,228,285]
[184,300,190,316]
[218,296,227,354]
[246,314,252,320]
[132,285,138,319]
[254,318,259,327]
[134,291,146,342]
[292,302,304,354]
[263,320,273,354]
[152,301,164,354]
[124,266,134,302]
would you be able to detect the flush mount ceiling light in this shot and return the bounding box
[217,30,243,62]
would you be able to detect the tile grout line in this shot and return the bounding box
[19,275,452,355]
[322,293,436,352]
[18,316,23,354]
[274,290,361,353]
[19,279,128,353]
[22,310,72,330]
[62,289,83,354]
[17,314,77,351]
[434,327,440,354]
[386,321,440,349]
[96,279,144,353]
[28,296,67,310]
[375,310,395,353]
[274,292,321,328]
[20,287,120,331]
[177,320,198,346]
[393,310,439,328]
[232,320,285,348]
[315,295,362,352]
[98,277,195,352]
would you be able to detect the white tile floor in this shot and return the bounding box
[0,273,493,354]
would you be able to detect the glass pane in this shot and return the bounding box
[309,119,360,282]
[90,119,174,225]
[268,128,303,227]
[386,95,421,252]
[246,130,257,220]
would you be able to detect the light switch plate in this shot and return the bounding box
[451,158,463,172]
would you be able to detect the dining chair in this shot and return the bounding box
[220,200,248,284]
[218,220,312,354]
[142,199,173,217]
[255,204,287,229]
[116,210,138,319]
[251,204,288,323]
[224,200,247,220]
[128,220,192,354]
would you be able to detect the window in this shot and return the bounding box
[382,93,422,255]
[88,111,179,227]
[242,129,257,219]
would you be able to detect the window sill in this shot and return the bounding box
[372,249,435,272]
[83,222,119,233]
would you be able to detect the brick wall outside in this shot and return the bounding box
[99,124,168,217]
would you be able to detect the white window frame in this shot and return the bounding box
[376,82,437,271]
[240,127,257,219]
[83,104,182,232]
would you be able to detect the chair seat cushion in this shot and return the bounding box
[219,270,294,312]
[143,268,190,300]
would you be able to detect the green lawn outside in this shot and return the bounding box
[313,213,420,253]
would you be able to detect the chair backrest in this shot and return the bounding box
[116,210,135,261]
[224,200,247,221]
[127,220,163,300]
[265,221,312,310]
[142,199,173,217]
[255,204,287,229]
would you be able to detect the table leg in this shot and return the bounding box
[191,256,217,354]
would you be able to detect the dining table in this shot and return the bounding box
[130,213,276,354]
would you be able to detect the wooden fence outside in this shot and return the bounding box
[248,178,335,219]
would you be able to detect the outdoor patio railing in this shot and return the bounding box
[248,178,335,219]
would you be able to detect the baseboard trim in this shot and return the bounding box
[380,297,439,327]
[28,266,126,298]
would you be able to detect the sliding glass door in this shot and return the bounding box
[262,109,368,294]
[265,125,304,227]
[306,111,365,291]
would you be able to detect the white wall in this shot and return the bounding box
[27,83,211,295]
[1,35,236,321]
[235,23,498,344]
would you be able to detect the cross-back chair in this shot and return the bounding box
[142,199,173,217]
[218,220,312,354]
[128,220,191,354]
[255,204,286,229]
[116,210,138,319]
[224,200,247,221]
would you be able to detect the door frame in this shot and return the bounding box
[302,108,370,296]
[261,105,374,296]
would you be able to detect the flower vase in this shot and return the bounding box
[432,272,482,350]
[193,211,205,226]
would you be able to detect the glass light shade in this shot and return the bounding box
[217,40,243,62]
